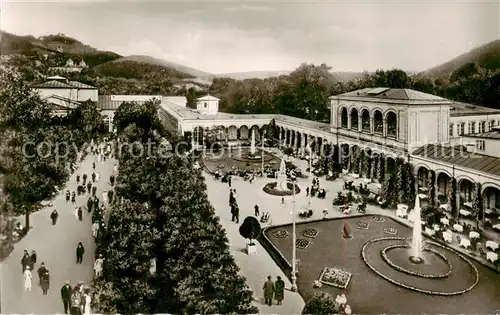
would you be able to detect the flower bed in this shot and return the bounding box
[381,244,452,279]
[303,228,319,238]
[263,182,301,196]
[361,236,479,296]
[319,267,352,289]
[356,221,369,230]
[383,227,398,235]
[296,238,311,250]
[373,216,386,222]
[272,229,289,239]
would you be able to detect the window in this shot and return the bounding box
[476,140,485,151]
[459,123,465,135]
[489,120,496,130]
[449,124,454,137]
[479,121,486,133]
[204,102,208,108]
[468,122,475,133]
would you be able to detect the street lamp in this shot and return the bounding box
[261,130,266,174]
[285,178,298,292]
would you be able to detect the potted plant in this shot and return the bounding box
[239,216,261,255]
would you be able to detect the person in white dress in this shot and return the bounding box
[94,254,104,277]
[92,222,99,238]
[83,288,92,314]
[23,266,32,291]
[102,191,108,204]
[96,172,100,182]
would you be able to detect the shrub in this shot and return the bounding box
[302,292,343,315]
[239,216,261,245]
[263,182,301,196]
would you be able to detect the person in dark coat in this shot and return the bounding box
[94,197,99,209]
[274,276,285,305]
[110,174,115,186]
[30,250,37,270]
[87,197,93,213]
[107,190,114,203]
[91,172,96,182]
[86,182,92,194]
[92,162,96,170]
[40,270,50,295]
[77,207,83,222]
[50,209,59,225]
[76,174,80,184]
[228,175,232,187]
[92,186,97,197]
[21,250,30,274]
[71,191,76,203]
[263,276,275,306]
[61,281,72,314]
[37,262,48,285]
[76,242,85,264]
[254,204,260,217]
[66,190,70,202]
[82,173,87,185]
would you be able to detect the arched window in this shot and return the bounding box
[374,110,383,134]
[340,108,348,128]
[350,108,358,130]
[361,109,370,132]
[387,112,397,138]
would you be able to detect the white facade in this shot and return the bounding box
[77,89,98,102]
[110,95,162,103]
[449,115,500,138]
[36,87,77,101]
[196,95,220,115]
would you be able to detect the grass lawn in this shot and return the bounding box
[262,215,500,314]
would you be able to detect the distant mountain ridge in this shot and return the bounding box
[422,39,500,80]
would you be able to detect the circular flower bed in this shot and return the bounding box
[361,236,479,296]
[231,152,275,162]
[303,228,319,238]
[381,244,452,279]
[263,182,301,196]
[272,229,289,239]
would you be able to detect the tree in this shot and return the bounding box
[449,178,458,217]
[403,163,415,206]
[239,216,261,245]
[302,292,349,315]
[472,182,483,220]
[427,170,436,207]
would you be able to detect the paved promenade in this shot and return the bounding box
[1,154,115,314]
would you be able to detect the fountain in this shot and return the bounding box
[277,156,289,191]
[409,196,424,264]
[250,129,256,155]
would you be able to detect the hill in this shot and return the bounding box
[422,39,500,79]
[215,70,364,82]
[110,55,213,79]
[90,59,195,80]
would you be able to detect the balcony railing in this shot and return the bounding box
[337,128,403,150]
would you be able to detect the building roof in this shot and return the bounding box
[162,96,187,107]
[461,127,500,140]
[33,80,75,89]
[43,94,81,108]
[334,88,449,102]
[46,75,67,80]
[412,144,500,178]
[98,95,123,110]
[197,94,220,101]
[449,102,500,117]
[33,79,96,89]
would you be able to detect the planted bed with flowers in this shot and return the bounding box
[319,267,352,289]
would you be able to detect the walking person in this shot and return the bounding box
[92,221,99,238]
[76,174,80,184]
[94,254,104,277]
[107,190,114,203]
[40,270,50,295]
[92,186,97,197]
[254,204,260,217]
[37,262,48,285]
[228,175,232,187]
[71,191,76,203]
[95,172,100,182]
[29,249,37,271]
[83,287,92,314]
[66,190,70,202]
[306,186,309,196]
[61,281,72,314]
[82,173,87,185]
[263,276,275,306]
[50,209,59,225]
[234,203,240,223]
[274,276,285,305]
[23,266,33,291]
[87,197,93,213]
[21,250,30,274]
[77,207,83,222]
[86,182,92,194]
[76,242,85,264]
[91,172,96,182]
[110,174,115,186]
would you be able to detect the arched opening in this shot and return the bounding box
[291,131,296,147]
[386,156,396,177]
[436,172,451,204]
[459,178,474,206]
[350,145,360,174]
[350,108,359,130]
[340,143,349,170]
[417,167,429,191]
[250,125,260,140]
[340,108,348,128]
[374,110,383,134]
[193,126,204,145]
[387,111,397,138]
[239,125,249,140]
[317,137,323,155]
[286,129,291,145]
[482,186,500,219]
[227,125,238,141]
[361,109,370,132]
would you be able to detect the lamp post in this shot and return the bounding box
[307,144,312,210]
[289,178,298,292]
[261,130,266,174]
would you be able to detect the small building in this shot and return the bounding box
[461,126,500,157]
[196,95,220,115]
[65,58,74,67]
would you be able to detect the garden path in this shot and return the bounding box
[1,153,116,314]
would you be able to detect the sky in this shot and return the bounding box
[1,0,499,74]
